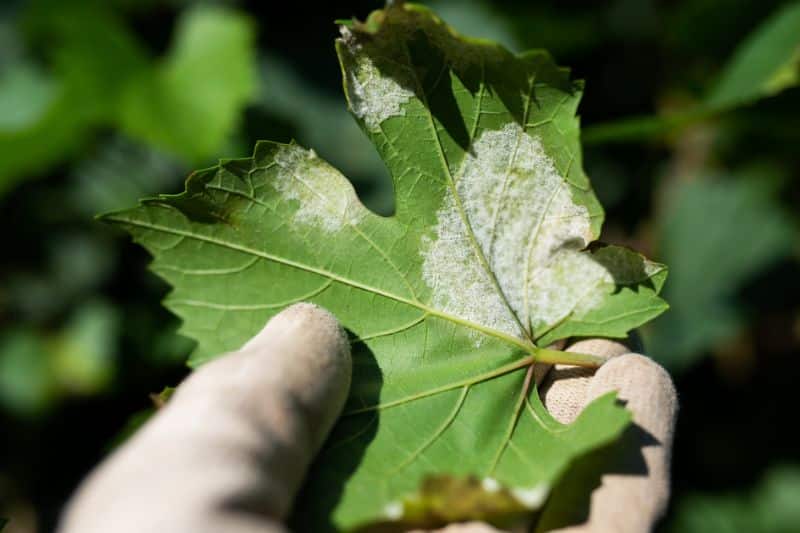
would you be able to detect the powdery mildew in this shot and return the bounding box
[341,38,415,132]
[423,123,617,338]
[421,191,521,341]
[273,145,364,232]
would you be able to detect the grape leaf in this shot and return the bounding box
[105,3,667,530]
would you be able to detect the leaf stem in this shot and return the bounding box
[345,347,604,416]
[534,347,606,367]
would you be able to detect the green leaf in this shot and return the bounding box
[119,5,257,162]
[583,2,800,144]
[707,2,800,109]
[106,3,667,529]
[647,169,794,371]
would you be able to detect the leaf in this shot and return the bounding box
[646,169,794,371]
[583,2,800,144]
[707,2,800,109]
[119,5,257,162]
[106,3,667,529]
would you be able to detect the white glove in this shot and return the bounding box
[59,303,351,533]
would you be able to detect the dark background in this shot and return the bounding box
[1,0,799,531]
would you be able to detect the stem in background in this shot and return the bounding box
[581,104,721,145]
[534,347,606,368]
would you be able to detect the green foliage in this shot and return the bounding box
[707,2,800,109]
[108,3,667,529]
[646,169,794,370]
[119,5,256,161]
[669,466,800,533]
[0,1,256,196]
[583,1,800,144]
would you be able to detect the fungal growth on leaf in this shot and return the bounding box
[105,2,668,530]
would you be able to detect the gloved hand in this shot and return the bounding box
[59,303,351,533]
[58,304,677,533]
[420,340,679,533]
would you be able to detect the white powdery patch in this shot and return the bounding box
[383,501,404,520]
[344,51,414,132]
[511,483,550,509]
[481,477,501,493]
[273,145,364,232]
[423,122,615,337]
[525,249,612,331]
[421,191,521,341]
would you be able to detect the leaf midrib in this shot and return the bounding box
[398,41,532,343]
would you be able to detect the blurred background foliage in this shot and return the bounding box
[0,0,798,531]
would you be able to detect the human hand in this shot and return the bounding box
[59,303,351,533]
[58,305,677,533]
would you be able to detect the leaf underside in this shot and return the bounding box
[106,3,667,530]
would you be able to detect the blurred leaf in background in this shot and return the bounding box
[120,4,256,161]
[583,1,800,144]
[668,465,800,533]
[646,168,795,371]
[0,0,257,197]
[707,2,800,109]
[69,136,186,216]
[0,0,148,195]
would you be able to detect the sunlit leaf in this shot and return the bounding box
[107,3,667,529]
